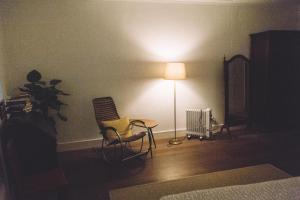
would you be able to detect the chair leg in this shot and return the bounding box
[139,137,144,153]
[119,143,124,162]
[147,128,153,158]
[101,139,105,161]
[101,139,123,164]
[149,128,156,148]
[101,137,148,164]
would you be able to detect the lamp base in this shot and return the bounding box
[169,138,182,145]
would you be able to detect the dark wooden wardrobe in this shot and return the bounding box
[250,30,300,131]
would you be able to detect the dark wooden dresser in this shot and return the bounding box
[0,113,67,199]
[249,30,300,131]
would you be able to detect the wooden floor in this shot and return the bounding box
[58,130,300,200]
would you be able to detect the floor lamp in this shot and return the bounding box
[164,63,186,145]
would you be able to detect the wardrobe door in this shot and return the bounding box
[250,31,300,131]
[250,33,270,130]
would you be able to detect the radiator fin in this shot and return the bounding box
[186,108,212,138]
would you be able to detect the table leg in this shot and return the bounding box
[149,128,156,148]
[147,128,153,158]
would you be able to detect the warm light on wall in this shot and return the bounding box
[129,32,202,61]
[120,11,203,61]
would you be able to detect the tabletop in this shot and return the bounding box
[131,119,158,129]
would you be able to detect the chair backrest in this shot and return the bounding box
[92,97,120,128]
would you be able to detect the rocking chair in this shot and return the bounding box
[92,97,148,163]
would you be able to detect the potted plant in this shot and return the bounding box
[19,70,69,125]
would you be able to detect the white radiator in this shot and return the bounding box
[186,108,212,138]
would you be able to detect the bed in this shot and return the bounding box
[110,164,292,200]
[160,176,300,200]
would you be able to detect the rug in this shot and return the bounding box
[109,164,291,200]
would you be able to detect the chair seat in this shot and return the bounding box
[123,131,146,142]
[107,131,146,145]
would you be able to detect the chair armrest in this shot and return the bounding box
[100,126,123,143]
[130,120,147,128]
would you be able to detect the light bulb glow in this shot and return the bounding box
[164,63,186,80]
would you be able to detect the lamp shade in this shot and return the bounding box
[164,63,186,80]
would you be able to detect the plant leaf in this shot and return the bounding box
[19,87,30,92]
[57,112,67,121]
[36,81,46,85]
[27,70,42,83]
[57,100,67,106]
[57,91,70,95]
[50,79,62,85]
[48,102,60,110]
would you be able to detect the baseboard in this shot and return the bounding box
[57,138,101,152]
[57,129,186,152]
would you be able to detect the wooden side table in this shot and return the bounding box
[131,119,158,158]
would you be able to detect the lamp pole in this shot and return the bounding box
[165,62,185,145]
[174,80,177,140]
[169,79,182,145]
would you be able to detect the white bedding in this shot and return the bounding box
[160,176,300,200]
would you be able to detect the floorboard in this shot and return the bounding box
[58,130,300,200]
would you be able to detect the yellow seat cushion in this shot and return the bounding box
[101,117,132,142]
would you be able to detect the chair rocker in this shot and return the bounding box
[92,97,148,164]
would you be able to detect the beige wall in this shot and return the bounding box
[298,4,300,28]
[1,0,299,143]
[0,8,6,98]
